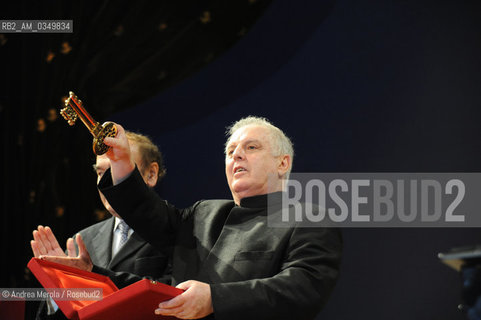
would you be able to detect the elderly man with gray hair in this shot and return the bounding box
[46,116,342,320]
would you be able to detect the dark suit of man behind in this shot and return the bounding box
[78,216,170,287]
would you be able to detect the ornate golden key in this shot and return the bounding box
[60,91,117,155]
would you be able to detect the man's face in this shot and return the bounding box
[95,143,146,217]
[225,125,288,204]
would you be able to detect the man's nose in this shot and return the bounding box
[232,145,245,159]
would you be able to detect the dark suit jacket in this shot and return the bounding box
[36,217,171,319]
[100,168,342,320]
[80,217,171,287]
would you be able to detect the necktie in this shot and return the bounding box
[118,220,130,248]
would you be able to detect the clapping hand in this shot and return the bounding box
[31,225,93,272]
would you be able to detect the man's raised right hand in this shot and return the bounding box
[103,123,136,185]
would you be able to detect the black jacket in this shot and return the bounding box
[100,168,342,320]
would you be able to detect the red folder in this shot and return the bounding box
[27,258,182,320]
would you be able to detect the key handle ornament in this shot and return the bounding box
[60,91,117,155]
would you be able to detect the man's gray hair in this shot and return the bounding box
[225,116,294,176]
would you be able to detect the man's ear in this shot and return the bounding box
[277,154,291,178]
[145,162,159,187]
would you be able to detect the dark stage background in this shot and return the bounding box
[2,1,481,319]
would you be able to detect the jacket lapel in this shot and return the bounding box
[108,231,145,269]
[88,218,114,268]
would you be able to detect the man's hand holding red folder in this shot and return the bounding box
[154,280,213,319]
[30,225,94,272]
